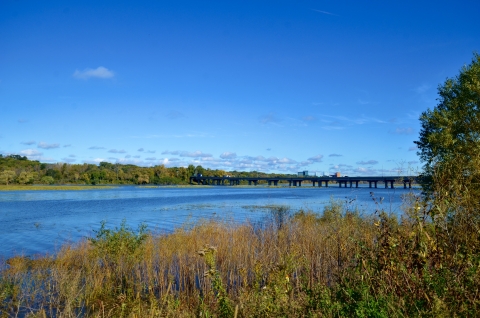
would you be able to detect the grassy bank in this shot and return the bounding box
[1,195,479,317]
[0,185,116,191]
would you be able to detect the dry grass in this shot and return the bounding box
[0,200,375,317]
[1,194,479,317]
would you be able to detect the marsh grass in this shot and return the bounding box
[1,195,479,317]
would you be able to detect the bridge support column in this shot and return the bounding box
[318,181,322,187]
[298,181,302,187]
[349,181,353,188]
[390,181,394,189]
[374,181,377,188]
[312,181,316,187]
[274,180,278,186]
[356,181,359,188]
[325,181,329,187]
[248,181,252,185]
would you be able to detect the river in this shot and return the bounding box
[0,185,419,258]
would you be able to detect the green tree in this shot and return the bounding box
[17,171,34,185]
[0,170,16,185]
[415,53,480,195]
[415,53,480,260]
[41,176,55,184]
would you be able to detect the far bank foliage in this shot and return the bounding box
[0,155,292,186]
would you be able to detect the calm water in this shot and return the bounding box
[0,186,418,258]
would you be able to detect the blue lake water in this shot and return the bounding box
[0,186,419,258]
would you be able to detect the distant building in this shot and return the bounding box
[331,172,341,177]
[298,171,309,177]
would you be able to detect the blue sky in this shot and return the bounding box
[1,1,479,176]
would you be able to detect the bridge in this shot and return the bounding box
[189,175,418,189]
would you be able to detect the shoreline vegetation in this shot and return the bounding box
[0,185,117,191]
[1,195,479,317]
[0,155,299,187]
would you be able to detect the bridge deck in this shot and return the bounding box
[189,176,418,189]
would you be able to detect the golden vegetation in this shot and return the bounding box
[3,191,478,317]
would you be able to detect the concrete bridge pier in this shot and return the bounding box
[368,181,378,188]
[384,181,395,189]
[403,180,412,189]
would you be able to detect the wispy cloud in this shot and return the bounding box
[73,66,115,79]
[391,127,414,135]
[108,149,127,154]
[220,152,237,159]
[409,146,418,151]
[302,115,317,122]
[356,160,379,165]
[89,146,105,150]
[130,132,212,139]
[18,149,54,162]
[162,150,213,158]
[63,144,71,147]
[329,153,342,157]
[311,9,339,16]
[259,112,281,125]
[321,115,388,125]
[166,110,187,119]
[18,119,28,123]
[20,149,43,156]
[307,154,324,163]
[62,157,76,163]
[38,142,60,149]
[414,83,431,94]
[21,140,36,145]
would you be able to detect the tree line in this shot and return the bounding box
[0,155,293,185]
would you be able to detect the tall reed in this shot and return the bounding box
[1,194,479,317]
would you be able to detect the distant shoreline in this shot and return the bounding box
[0,185,117,191]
